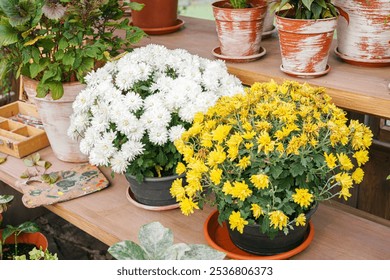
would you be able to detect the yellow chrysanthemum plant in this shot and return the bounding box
[170,80,373,238]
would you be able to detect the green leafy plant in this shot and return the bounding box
[14,247,58,260]
[274,0,338,19]
[108,222,226,260]
[1,221,40,259]
[229,0,250,9]
[0,0,145,100]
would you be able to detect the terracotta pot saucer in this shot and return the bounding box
[212,46,266,63]
[126,186,179,211]
[203,210,315,260]
[334,48,390,67]
[262,26,276,39]
[132,18,185,35]
[280,64,331,79]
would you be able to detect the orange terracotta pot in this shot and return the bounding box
[1,230,48,259]
[275,12,337,77]
[131,0,179,32]
[212,0,267,57]
[22,76,89,163]
[334,0,390,67]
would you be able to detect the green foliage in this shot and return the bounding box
[14,247,58,260]
[0,0,145,100]
[230,0,249,9]
[274,0,337,19]
[108,222,226,260]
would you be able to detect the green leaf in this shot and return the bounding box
[181,244,226,260]
[47,81,64,100]
[0,23,18,46]
[270,165,283,179]
[16,221,40,233]
[108,240,148,260]
[23,158,34,167]
[58,37,68,50]
[31,153,40,163]
[62,51,75,66]
[290,162,305,177]
[0,194,13,204]
[41,172,59,184]
[127,2,145,11]
[311,2,322,19]
[302,0,315,10]
[138,222,174,259]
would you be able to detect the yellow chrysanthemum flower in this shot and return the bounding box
[229,211,249,234]
[179,197,199,216]
[353,150,369,167]
[292,188,314,208]
[324,152,337,169]
[250,174,269,189]
[231,181,252,201]
[337,153,354,171]
[222,181,234,196]
[170,178,185,201]
[210,168,223,185]
[251,204,264,219]
[295,213,306,226]
[339,186,352,201]
[206,147,226,168]
[236,155,251,170]
[351,168,364,184]
[335,172,353,189]
[212,124,232,143]
[176,162,186,175]
[269,210,288,230]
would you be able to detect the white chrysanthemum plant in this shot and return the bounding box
[68,44,243,182]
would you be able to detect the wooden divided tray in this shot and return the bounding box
[0,101,49,158]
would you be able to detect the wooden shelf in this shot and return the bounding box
[134,16,390,119]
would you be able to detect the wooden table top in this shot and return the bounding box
[133,16,390,119]
[1,146,389,259]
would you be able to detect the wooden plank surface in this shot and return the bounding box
[1,146,389,259]
[134,16,390,119]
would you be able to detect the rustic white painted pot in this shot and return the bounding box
[262,0,276,37]
[212,0,267,57]
[334,0,390,66]
[22,76,89,163]
[275,13,337,75]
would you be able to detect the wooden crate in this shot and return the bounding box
[0,101,49,158]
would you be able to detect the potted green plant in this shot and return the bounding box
[170,80,373,256]
[108,222,226,260]
[68,44,243,208]
[211,0,268,61]
[1,195,49,260]
[0,0,145,162]
[273,0,338,77]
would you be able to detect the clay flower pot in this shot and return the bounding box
[334,0,390,67]
[275,12,337,77]
[22,76,89,163]
[131,0,184,35]
[212,0,267,58]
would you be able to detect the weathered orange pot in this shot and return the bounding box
[334,0,390,67]
[212,0,267,57]
[22,76,89,163]
[1,230,48,259]
[276,12,337,77]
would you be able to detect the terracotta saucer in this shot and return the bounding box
[262,26,277,39]
[203,210,315,260]
[280,64,331,79]
[134,19,185,35]
[334,47,390,67]
[212,47,266,63]
[126,186,180,211]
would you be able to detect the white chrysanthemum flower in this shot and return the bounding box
[169,125,185,142]
[148,126,169,145]
[121,140,145,161]
[69,43,244,175]
[110,152,129,174]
